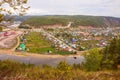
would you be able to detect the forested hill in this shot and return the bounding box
[20,15,120,28]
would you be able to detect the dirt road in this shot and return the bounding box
[0,50,84,66]
[0,30,23,48]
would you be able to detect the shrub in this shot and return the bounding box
[56,61,74,80]
[57,61,72,72]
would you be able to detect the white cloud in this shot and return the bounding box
[26,0,120,17]
[27,8,50,15]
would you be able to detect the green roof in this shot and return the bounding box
[20,43,26,51]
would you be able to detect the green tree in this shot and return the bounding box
[83,48,103,71]
[102,37,120,69]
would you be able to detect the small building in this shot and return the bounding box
[19,43,26,51]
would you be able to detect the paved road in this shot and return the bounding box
[0,52,84,66]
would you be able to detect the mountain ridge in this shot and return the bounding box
[18,15,120,28]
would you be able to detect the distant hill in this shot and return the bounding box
[19,15,120,28]
[13,16,31,21]
[3,15,31,22]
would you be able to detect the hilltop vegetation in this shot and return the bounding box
[20,15,120,28]
[102,36,120,68]
[0,60,120,80]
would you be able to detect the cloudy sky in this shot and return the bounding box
[26,0,120,17]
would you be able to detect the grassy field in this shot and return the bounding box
[25,32,55,53]
[80,40,99,49]
[25,32,72,54]
[0,60,120,80]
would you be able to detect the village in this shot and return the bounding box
[1,21,120,54]
[41,26,120,52]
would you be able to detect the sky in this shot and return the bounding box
[26,0,120,17]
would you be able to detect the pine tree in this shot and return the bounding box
[102,37,120,69]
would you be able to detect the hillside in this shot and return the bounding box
[0,60,120,80]
[19,15,120,28]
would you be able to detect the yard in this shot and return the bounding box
[25,32,72,54]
